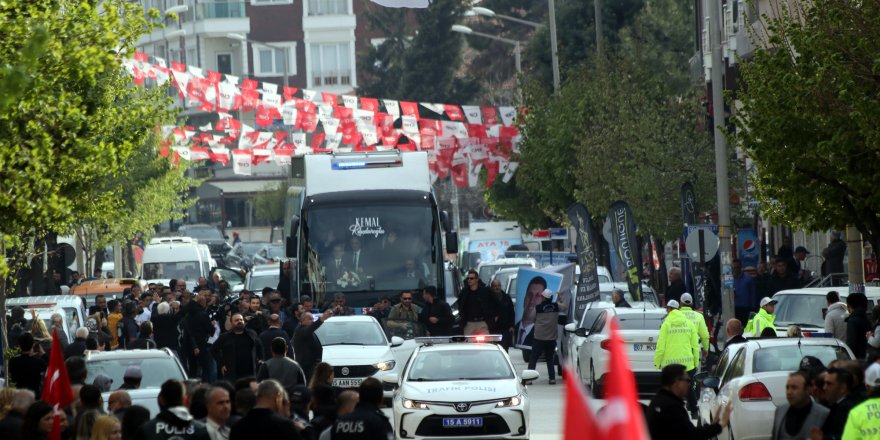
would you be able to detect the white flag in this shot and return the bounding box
[217,82,239,112]
[281,106,298,126]
[173,147,192,161]
[383,99,400,119]
[262,92,282,108]
[361,127,378,146]
[401,116,419,134]
[302,89,318,102]
[321,117,340,135]
[342,95,359,109]
[502,161,519,183]
[461,105,483,124]
[325,133,343,150]
[224,74,239,85]
[232,151,253,175]
[468,160,482,188]
[441,121,468,139]
[291,133,307,150]
[499,106,516,126]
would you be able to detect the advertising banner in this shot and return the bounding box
[608,201,643,301]
[567,203,601,322]
[681,182,698,226]
[737,228,760,269]
[513,267,564,349]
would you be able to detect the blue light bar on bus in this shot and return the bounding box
[330,151,403,170]
[415,335,503,345]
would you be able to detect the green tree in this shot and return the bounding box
[734,0,880,252]
[0,0,174,371]
[486,0,729,239]
[255,182,288,227]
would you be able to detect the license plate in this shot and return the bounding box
[633,343,656,351]
[443,417,483,428]
[333,378,363,388]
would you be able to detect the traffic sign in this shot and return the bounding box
[685,226,719,262]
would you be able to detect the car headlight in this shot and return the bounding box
[496,395,523,408]
[402,399,430,410]
[374,360,396,371]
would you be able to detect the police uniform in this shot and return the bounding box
[654,306,699,371]
[330,402,393,440]
[137,407,210,440]
[843,364,880,440]
[679,294,710,354]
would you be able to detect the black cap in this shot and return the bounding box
[795,246,810,254]
[270,296,282,302]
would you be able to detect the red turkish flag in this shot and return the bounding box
[134,52,148,62]
[240,89,260,113]
[400,101,419,118]
[485,160,500,188]
[255,105,281,127]
[241,78,259,90]
[321,92,337,105]
[563,364,601,440]
[300,112,318,132]
[42,329,75,440]
[310,132,326,150]
[283,86,299,103]
[481,107,498,125]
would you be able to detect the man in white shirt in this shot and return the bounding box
[204,387,232,440]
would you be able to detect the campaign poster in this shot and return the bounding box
[514,267,564,349]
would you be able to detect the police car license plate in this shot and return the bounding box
[633,344,656,351]
[443,417,483,428]
[333,378,363,388]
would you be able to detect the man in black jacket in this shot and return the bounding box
[419,286,454,337]
[329,378,392,440]
[259,314,292,360]
[136,380,210,440]
[229,380,302,440]
[64,327,89,359]
[458,270,498,335]
[212,314,263,382]
[647,364,730,439]
[666,268,687,305]
[293,309,333,382]
[187,292,218,383]
[846,293,872,360]
[818,367,861,439]
[488,280,515,350]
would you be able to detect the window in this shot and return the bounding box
[252,0,292,4]
[216,53,232,74]
[310,43,351,86]
[308,0,348,15]
[253,44,294,77]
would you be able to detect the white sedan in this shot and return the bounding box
[315,315,405,399]
[384,335,539,440]
[567,306,665,398]
[698,337,853,440]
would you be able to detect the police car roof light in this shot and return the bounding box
[414,335,503,345]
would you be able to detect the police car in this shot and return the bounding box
[383,335,539,440]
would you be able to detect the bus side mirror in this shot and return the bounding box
[440,210,453,232]
[286,216,299,258]
[445,231,458,254]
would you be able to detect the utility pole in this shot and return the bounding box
[594,0,603,57]
[847,225,865,294]
[548,0,560,92]
[708,0,734,323]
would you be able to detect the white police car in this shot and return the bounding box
[383,335,539,440]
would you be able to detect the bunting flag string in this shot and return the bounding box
[124,53,520,187]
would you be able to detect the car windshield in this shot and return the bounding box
[247,273,280,291]
[181,228,223,241]
[265,245,285,260]
[316,320,388,346]
[753,344,851,373]
[479,264,528,284]
[408,349,514,381]
[617,315,664,330]
[143,261,201,281]
[86,356,185,388]
[773,294,826,328]
[238,242,271,255]
[492,270,517,290]
[579,307,608,329]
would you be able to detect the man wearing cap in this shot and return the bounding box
[119,366,143,390]
[842,363,880,439]
[611,288,631,308]
[745,297,778,337]
[654,300,700,417]
[679,293,710,357]
[528,288,560,385]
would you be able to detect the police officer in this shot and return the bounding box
[654,300,700,418]
[136,380,210,440]
[744,297,777,337]
[842,363,880,439]
[330,377,392,440]
[679,293,710,359]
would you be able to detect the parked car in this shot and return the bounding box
[235,263,281,294]
[567,305,665,398]
[697,337,853,440]
[772,286,880,335]
[476,258,537,285]
[177,224,231,263]
[225,242,278,271]
[5,295,87,344]
[84,348,188,416]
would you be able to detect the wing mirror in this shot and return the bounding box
[390,336,404,347]
[564,323,577,333]
[521,369,540,386]
[574,328,589,337]
[701,376,720,391]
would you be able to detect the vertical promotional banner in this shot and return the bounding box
[608,201,643,301]
[681,181,697,226]
[737,228,760,269]
[567,203,601,322]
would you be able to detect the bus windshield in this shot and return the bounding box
[301,203,441,308]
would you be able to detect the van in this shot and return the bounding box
[70,278,146,307]
[142,237,214,291]
[5,295,87,344]
[771,286,880,335]
[475,257,538,285]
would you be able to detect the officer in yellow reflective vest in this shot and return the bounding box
[679,293,710,359]
[843,363,880,439]
[655,299,700,417]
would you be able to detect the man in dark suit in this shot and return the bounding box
[293,308,333,382]
[666,267,687,305]
[259,313,292,360]
[323,243,348,283]
[770,371,829,438]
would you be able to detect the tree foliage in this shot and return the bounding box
[734,0,880,252]
[357,0,479,103]
[486,0,731,239]
[255,181,288,227]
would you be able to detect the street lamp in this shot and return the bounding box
[451,25,521,74]
[227,33,289,88]
[466,5,559,93]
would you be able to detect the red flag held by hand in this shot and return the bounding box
[564,365,600,439]
[42,328,75,440]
